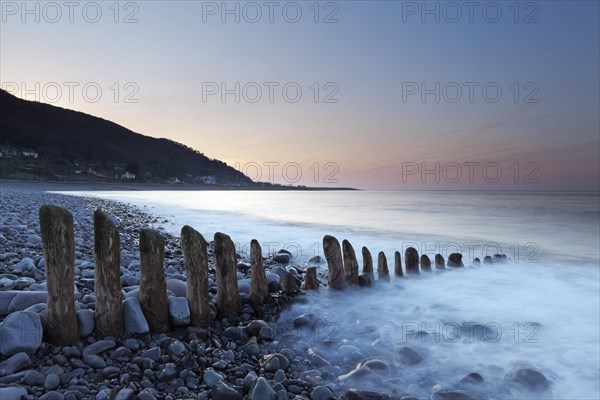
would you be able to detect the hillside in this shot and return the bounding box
[0,89,252,185]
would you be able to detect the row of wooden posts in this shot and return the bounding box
[36,205,460,347]
[322,235,455,290]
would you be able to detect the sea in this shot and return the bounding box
[63,189,600,399]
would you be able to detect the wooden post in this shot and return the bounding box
[447,253,464,268]
[282,272,298,293]
[435,254,445,269]
[181,225,210,327]
[303,267,319,290]
[214,232,241,319]
[420,255,432,272]
[362,246,374,278]
[323,235,346,290]
[342,240,359,285]
[139,228,169,333]
[39,205,78,346]
[249,239,268,311]
[94,210,123,338]
[405,247,419,274]
[377,252,390,281]
[394,251,404,277]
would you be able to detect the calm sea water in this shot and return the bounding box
[63,190,600,399]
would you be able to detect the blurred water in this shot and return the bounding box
[63,189,600,398]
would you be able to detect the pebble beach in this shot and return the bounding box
[0,184,561,400]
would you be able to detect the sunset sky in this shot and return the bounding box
[1,1,599,190]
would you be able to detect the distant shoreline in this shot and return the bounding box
[0,180,359,192]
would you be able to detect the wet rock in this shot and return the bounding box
[358,273,375,287]
[44,373,60,390]
[447,253,464,268]
[397,347,423,366]
[158,363,177,381]
[143,346,161,361]
[123,297,150,336]
[168,296,191,326]
[0,386,28,400]
[308,255,324,264]
[505,366,550,392]
[211,380,242,400]
[203,368,223,387]
[82,338,115,357]
[432,390,477,400]
[166,278,187,298]
[341,388,396,399]
[460,372,484,385]
[167,340,186,356]
[115,388,135,400]
[76,309,95,337]
[22,369,45,385]
[83,355,106,369]
[7,291,48,313]
[249,376,276,400]
[261,353,289,372]
[0,352,31,376]
[311,385,334,400]
[0,311,42,356]
[273,252,291,265]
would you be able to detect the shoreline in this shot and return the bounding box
[0,187,327,399]
[0,180,360,192]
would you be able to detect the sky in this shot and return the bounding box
[1,0,599,190]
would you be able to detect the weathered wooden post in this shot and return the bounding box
[447,253,464,268]
[214,232,241,319]
[435,254,446,269]
[394,251,404,277]
[323,235,346,290]
[181,225,210,327]
[282,273,298,293]
[362,246,374,278]
[39,205,78,346]
[377,251,390,281]
[342,239,359,285]
[249,239,268,311]
[420,255,432,272]
[405,247,419,274]
[303,267,319,290]
[94,210,123,338]
[139,228,170,333]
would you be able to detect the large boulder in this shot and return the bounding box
[0,311,42,356]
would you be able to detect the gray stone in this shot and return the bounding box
[249,377,276,400]
[311,385,333,400]
[158,363,178,381]
[0,386,28,400]
[7,291,48,313]
[0,311,42,356]
[167,340,186,356]
[166,278,187,297]
[23,369,45,385]
[168,296,191,326]
[27,234,42,244]
[123,297,150,336]
[203,368,223,387]
[0,352,31,376]
[76,309,95,337]
[211,380,242,400]
[13,257,36,273]
[115,388,135,400]
[273,252,291,264]
[143,346,161,362]
[82,338,115,357]
[83,354,107,369]
[397,346,423,366]
[44,373,60,390]
[505,366,550,392]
